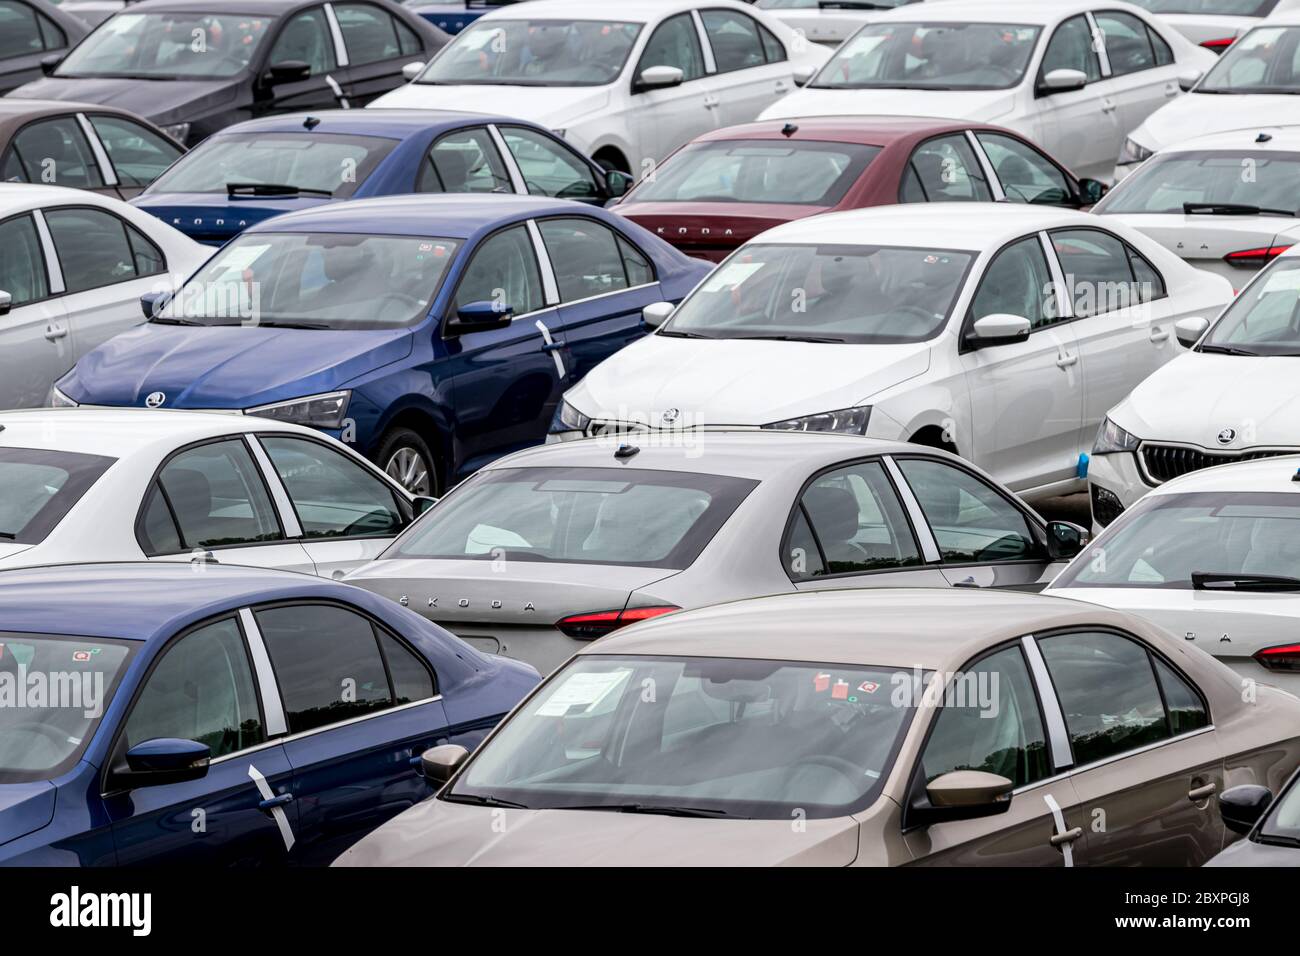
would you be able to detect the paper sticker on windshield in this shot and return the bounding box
[537,669,631,716]
[214,244,271,276]
[702,261,765,294]
[1261,267,1300,295]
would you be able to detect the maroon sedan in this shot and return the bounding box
[610,116,1106,261]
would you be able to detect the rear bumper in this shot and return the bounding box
[438,622,585,678]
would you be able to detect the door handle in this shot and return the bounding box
[1055,353,1078,368]
[775,81,789,92]
[1188,782,1217,802]
[1101,98,1117,113]
[44,324,68,341]
[1149,327,1170,343]
[1049,826,1083,846]
[1165,83,1179,97]
[258,792,294,811]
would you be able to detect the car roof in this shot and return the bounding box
[129,0,310,13]
[1149,454,1300,497]
[1162,126,1300,154]
[247,193,610,239]
[752,201,1099,250]
[580,588,1140,670]
[691,115,1004,147]
[861,0,1096,26]
[0,182,131,213]
[0,563,351,643]
[476,0,729,24]
[216,108,537,139]
[481,432,938,481]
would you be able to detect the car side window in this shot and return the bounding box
[1127,244,1166,301]
[701,9,766,73]
[418,127,510,194]
[335,3,403,66]
[7,117,105,189]
[1038,631,1178,764]
[618,235,654,286]
[976,132,1073,206]
[1153,657,1210,735]
[971,236,1060,330]
[1148,24,1174,66]
[919,644,1051,788]
[789,460,922,578]
[538,217,638,301]
[1050,228,1144,317]
[899,135,992,203]
[637,13,705,82]
[124,618,265,759]
[88,115,184,189]
[452,225,544,317]
[44,207,165,293]
[268,7,337,75]
[394,16,422,57]
[1038,14,1101,86]
[36,8,64,51]
[0,214,49,307]
[259,435,404,539]
[378,631,435,703]
[895,458,1043,564]
[0,1,43,60]
[147,440,284,553]
[1095,11,1156,77]
[759,22,786,63]
[499,126,600,200]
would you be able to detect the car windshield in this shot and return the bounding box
[1201,257,1300,354]
[146,133,399,199]
[448,655,917,819]
[386,467,758,568]
[1096,151,1300,216]
[417,19,642,87]
[158,232,460,330]
[0,448,116,544]
[1259,772,1300,844]
[1053,492,1300,589]
[756,0,917,8]
[1125,0,1279,16]
[1199,25,1300,94]
[56,12,275,80]
[662,243,973,344]
[811,21,1042,91]
[627,140,882,206]
[0,633,135,784]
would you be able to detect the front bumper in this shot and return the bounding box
[1086,451,1147,535]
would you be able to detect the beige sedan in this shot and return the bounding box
[334,589,1300,866]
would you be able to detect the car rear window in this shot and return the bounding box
[384,466,759,569]
[0,447,116,545]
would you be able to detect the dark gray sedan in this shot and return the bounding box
[0,0,88,94]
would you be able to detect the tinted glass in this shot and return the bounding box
[88,115,183,189]
[1154,657,1209,735]
[1051,229,1143,318]
[1096,11,1156,76]
[1127,0,1277,13]
[1097,150,1300,216]
[453,225,543,316]
[1201,24,1300,93]
[1040,15,1101,83]
[0,447,115,544]
[335,3,402,66]
[9,117,104,189]
[418,127,510,194]
[897,458,1041,563]
[58,12,275,79]
[977,132,1073,206]
[1202,257,1300,352]
[971,236,1059,330]
[538,217,630,301]
[139,481,183,555]
[260,435,403,539]
[784,507,826,578]
[1260,771,1300,843]
[794,460,921,576]
[901,134,992,202]
[45,207,162,292]
[268,8,335,74]
[0,214,48,307]
[500,126,599,200]
[421,19,642,86]
[701,9,766,73]
[637,13,704,81]
[0,1,42,59]
[378,631,434,703]
[154,440,283,551]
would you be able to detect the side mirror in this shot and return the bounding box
[1076,177,1106,206]
[643,301,674,328]
[1039,68,1087,94]
[121,738,211,789]
[605,168,634,198]
[911,770,1014,825]
[267,60,311,84]
[420,744,469,785]
[401,60,426,82]
[140,290,171,319]
[1046,520,1089,561]
[0,290,11,317]
[793,64,817,87]
[635,65,684,91]
[1175,315,1209,348]
[968,313,1031,348]
[448,300,513,334]
[40,53,62,76]
[413,495,438,516]
[1178,68,1202,92]
[1218,784,1272,835]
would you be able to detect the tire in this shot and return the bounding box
[374,427,439,497]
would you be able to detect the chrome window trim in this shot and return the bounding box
[323,2,350,67]
[964,129,1004,202]
[882,455,941,564]
[245,434,304,539]
[76,112,118,187]
[31,209,65,294]
[691,9,717,74]
[1020,633,1073,771]
[526,218,561,305]
[1039,229,1073,319]
[1085,11,1114,79]
[486,124,528,195]
[239,607,288,736]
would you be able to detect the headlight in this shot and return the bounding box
[48,385,78,408]
[1093,416,1140,455]
[246,391,351,429]
[159,122,191,144]
[1118,136,1153,165]
[762,406,871,435]
[549,398,591,434]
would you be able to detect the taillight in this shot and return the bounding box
[1200,37,1236,52]
[555,606,680,640]
[1224,245,1293,268]
[1254,643,1300,672]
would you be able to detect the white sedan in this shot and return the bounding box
[758,0,1215,183]
[1094,126,1300,289]
[551,203,1232,503]
[1086,244,1300,528]
[0,408,424,578]
[1048,454,1300,697]
[1127,0,1300,52]
[366,0,829,173]
[1116,16,1300,180]
[0,184,208,410]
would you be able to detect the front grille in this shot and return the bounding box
[588,421,650,439]
[1139,443,1299,485]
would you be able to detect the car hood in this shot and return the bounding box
[0,781,56,848]
[131,193,333,245]
[1131,94,1300,152]
[566,334,932,426]
[7,76,238,126]
[759,87,1017,124]
[1111,352,1300,449]
[0,543,35,567]
[334,797,861,866]
[1205,836,1300,866]
[61,324,414,409]
[369,83,611,129]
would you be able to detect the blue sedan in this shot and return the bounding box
[132,109,633,245]
[0,563,538,866]
[53,194,712,494]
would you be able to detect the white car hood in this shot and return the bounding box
[567,334,932,426]
[0,543,33,567]
[1132,93,1300,151]
[1113,351,1300,448]
[368,83,611,130]
[759,87,1017,123]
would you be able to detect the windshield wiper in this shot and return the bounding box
[148,315,206,326]
[1198,344,1260,356]
[1192,571,1300,592]
[818,0,892,8]
[441,793,529,809]
[0,532,16,540]
[656,329,716,339]
[1184,202,1296,217]
[253,320,332,330]
[226,183,333,198]
[731,333,847,343]
[1257,833,1300,848]
[559,803,734,818]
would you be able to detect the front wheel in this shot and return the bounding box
[375,427,438,497]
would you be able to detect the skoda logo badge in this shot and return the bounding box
[145,392,166,409]
[661,408,680,425]
[1217,427,1236,445]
